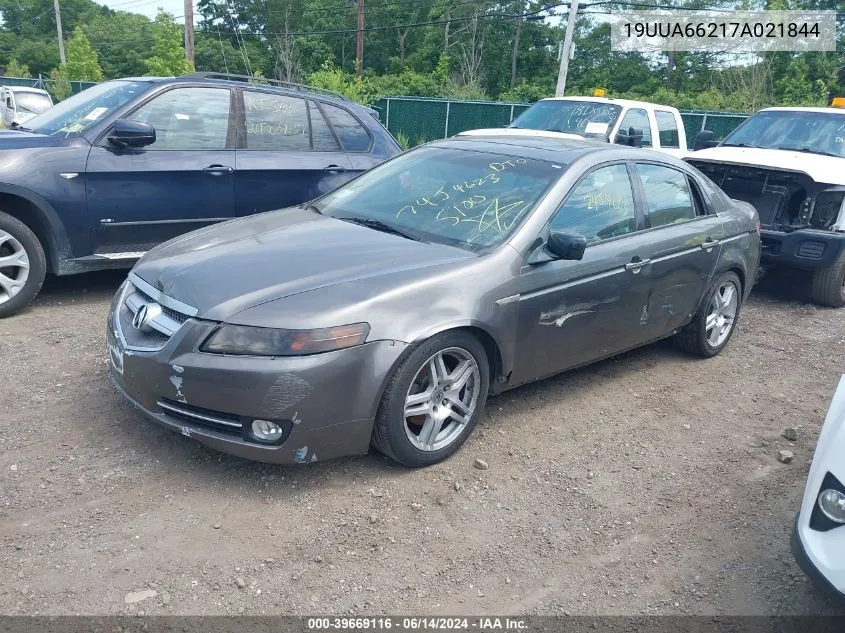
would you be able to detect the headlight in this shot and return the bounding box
[200,322,370,356]
[818,489,845,524]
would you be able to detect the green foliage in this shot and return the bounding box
[4,58,31,78]
[395,131,410,150]
[65,26,104,81]
[48,67,72,101]
[144,11,194,77]
[498,81,549,103]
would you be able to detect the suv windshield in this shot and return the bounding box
[24,80,151,136]
[510,99,621,138]
[721,110,845,158]
[13,92,52,115]
[318,146,564,250]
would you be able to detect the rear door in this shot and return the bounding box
[631,161,725,338]
[511,163,657,385]
[234,90,353,216]
[86,85,236,256]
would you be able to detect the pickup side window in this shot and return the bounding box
[635,163,697,226]
[617,108,652,147]
[655,111,680,149]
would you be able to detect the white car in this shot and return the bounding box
[792,374,845,601]
[1,85,53,128]
[459,95,689,158]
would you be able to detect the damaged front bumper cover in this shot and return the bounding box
[761,227,845,271]
[107,319,409,464]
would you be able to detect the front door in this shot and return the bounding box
[631,162,725,337]
[235,90,354,217]
[511,163,656,385]
[86,86,236,256]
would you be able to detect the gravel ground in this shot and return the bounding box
[1,269,844,616]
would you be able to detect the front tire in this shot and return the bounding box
[675,271,742,358]
[810,252,845,308]
[0,211,46,318]
[371,331,490,468]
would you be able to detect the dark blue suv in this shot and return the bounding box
[0,72,401,317]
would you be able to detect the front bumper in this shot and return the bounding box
[791,513,845,602]
[107,313,408,464]
[760,228,845,270]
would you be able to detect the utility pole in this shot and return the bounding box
[555,0,578,97]
[53,0,66,65]
[184,0,195,66]
[356,0,364,78]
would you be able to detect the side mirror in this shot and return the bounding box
[108,119,156,148]
[693,130,719,151]
[547,231,587,261]
[615,126,644,148]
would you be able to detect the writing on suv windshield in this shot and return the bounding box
[25,80,149,136]
[509,100,621,138]
[318,147,564,249]
[722,110,845,158]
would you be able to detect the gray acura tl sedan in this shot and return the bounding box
[108,135,760,468]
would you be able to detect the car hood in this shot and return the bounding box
[688,146,845,185]
[131,208,475,321]
[0,129,63,148]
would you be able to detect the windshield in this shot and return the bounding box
[510,99,621,138]
[721,110,845,157]
[317,146,564,250]
[13,92,52,115]
[24,80,150,136]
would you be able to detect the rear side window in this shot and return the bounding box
[636,163,697,227]
[309,101,340,151]
[244,91,309,151]
[655,111,680,148]
[321,103,371,152]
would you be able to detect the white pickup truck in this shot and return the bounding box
[686,104,845,307]
[459,95,689,157]
[0,85,53,128]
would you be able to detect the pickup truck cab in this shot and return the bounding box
[459,96,689,157]
[1,86,53,128]
[687,104,845,307]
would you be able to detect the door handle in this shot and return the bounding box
[700,237,717,251]
[203,164,234,175]
[625,257,651,273]
[322,164,348,173]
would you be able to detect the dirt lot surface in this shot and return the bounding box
[1,269,844,617]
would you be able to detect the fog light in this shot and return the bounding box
[251,419,284,443]
[818,489,845,523]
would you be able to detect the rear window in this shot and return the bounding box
[321,103,371,152]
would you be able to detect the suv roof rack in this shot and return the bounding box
[181,72,348,100]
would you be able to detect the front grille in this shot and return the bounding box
[796,240,826,259]
[135,287,189,324]
[116,280,194,350]
[157,399,244,436]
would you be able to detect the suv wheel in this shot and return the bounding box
[0,211,46,318]
[810,252,845,308]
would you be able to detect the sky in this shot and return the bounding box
[102,0,187,22]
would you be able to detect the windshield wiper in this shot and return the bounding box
[720,142,760,148]
[777,146,842,158]
[338,216,421,241]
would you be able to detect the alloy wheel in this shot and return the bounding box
[705,280,738,348]
[403,347,481,452]
[0,229,30,306]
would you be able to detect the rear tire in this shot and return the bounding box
[810,252,845,308]
[675,271,742,358]
[371,331,490,468]
[0,211,46,318]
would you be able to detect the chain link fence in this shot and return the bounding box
[0,75,98,97]
[373,96,748,149]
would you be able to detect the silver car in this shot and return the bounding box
[107,136,760,467]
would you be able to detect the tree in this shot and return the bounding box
[4,58,31,78]
[144,11,194,77]
[64,26,104,81]
[48,66,72,101]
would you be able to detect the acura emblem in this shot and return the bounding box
[132,302,162,332]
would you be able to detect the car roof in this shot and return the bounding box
[538,96,678,111]
[116,74,360,110]
[759,106,845,115]
[5,86,50,95]
[430,134,673,166]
